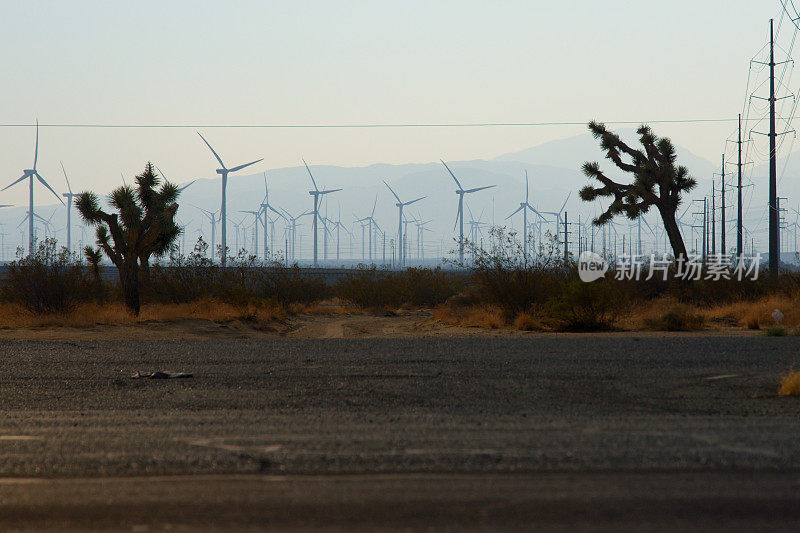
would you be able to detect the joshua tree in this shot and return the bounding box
[76,163,181,314]
[579,122,696,261]
[84,246,102,282]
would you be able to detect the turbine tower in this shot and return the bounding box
[60,162,79,254]
[259,173,284,261]
[193,205,219,257]
[302,160,341,266]
[440,160,494,264]
[384,180,425,267]
[2,121,63,254]
[197,132,262,264]
[506,170,546,260]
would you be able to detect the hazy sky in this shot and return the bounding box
[0,0,790,203]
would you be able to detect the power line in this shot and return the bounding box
[0,118,773,129]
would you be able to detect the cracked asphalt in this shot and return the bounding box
[1,335,800,530]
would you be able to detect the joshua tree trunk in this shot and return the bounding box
[120,257,141,315]
[659,206,687,261]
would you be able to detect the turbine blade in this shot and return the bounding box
[178,179,197,192]
[155,165,168,181]
[559,191,572,214]
[453,206,460,232]
[320,188,342,194]
[3,174,28,191]
[371,194,378,218]
[197,132,226,169]
[268,205,286,220]
[464,185,495,194]
[229,158,263,173]
[527,205,548,220]
[441,160,464,190]
[383,180,402,203]
[525,170,529,203]
[61,161,72,194]
[36,173,65,205]
[33,120,39,170]
[404,196,425,206]
[302,159,319,191]
[505,205,524,220]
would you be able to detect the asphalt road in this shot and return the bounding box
[2,335,800,530]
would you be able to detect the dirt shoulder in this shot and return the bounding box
[0,309,762,341]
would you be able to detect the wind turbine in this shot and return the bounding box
[354,195,383,263]
[506,170,546,260]
[197,131,263,264]
[413,216,434,263]
[60,162,80,254]
[541,192,571,248]
[384,180,425,267]
[330,203,353,264]
[302,160,341,266]
[282,208,312,262]
[440,160,495,264]
[259,173,284,261]
[193,205,219,257]
[241,209,261,257]
[2,121,64,254]
[466,205,489,255]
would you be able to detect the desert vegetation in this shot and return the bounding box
[2,225,800,333]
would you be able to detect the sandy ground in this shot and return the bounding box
[0,308,761,340]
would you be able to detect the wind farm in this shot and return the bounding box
[5,2,800,531]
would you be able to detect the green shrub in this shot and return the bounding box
[0,238,95,314]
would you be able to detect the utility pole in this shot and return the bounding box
[720,154,726,255]
[563,211,569,260]
[769,18,778,275]
[637,217,642,256]
[703,198,708,261]
[737,114,743,257]
[712,179,716,256]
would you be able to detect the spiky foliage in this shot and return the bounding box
[76,162,182,314]
[84,246,103,281]
[579,122,696,260]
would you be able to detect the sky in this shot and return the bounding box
[0,0,791,205]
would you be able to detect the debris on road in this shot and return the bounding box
[131,371,193,379]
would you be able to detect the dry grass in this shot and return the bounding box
[779,369,800,396]
[433,304,506,329]
[289,298,361,315]
[621,295,800,332]
[0,299,286,329]
[513,312,544,331]
[706,295,800,329]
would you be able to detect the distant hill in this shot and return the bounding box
[494,130,717,179]
[0,132,721,260]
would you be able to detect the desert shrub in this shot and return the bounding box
[643,305,706,331]
[544,280,627,331]
[0,238,95,314]
[334,267,462,310]
[465,228,570,316]
[404,267,464,307]
[146,238,220,303]
[252,264,329,306]
[146,239,329,306]
[334,267,405,310]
